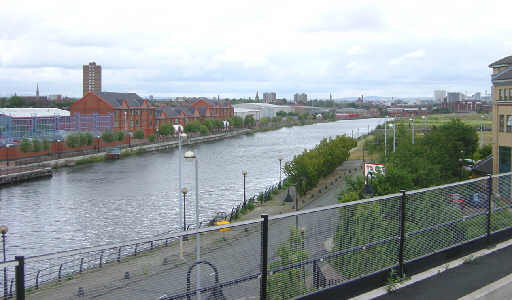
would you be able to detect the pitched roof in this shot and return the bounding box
[97,92,144,108]
[489,56,512,68]
[205,100,230,107]
[493,66,512,81]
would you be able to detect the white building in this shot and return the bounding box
[234,107,262,121]
[234,103,292,118]
[434,90,447,102]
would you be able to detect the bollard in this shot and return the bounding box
[35,270,41,289]
[79,258,84,273]
[117,247,122,262]
[134,243,138,256]
[124,272,130,279]
[77,287,85,297]
[58,264,63,282]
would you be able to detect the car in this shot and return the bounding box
[468,192,488,208]
[449,193,465,208]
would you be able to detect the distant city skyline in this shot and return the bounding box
[1,1,510,98]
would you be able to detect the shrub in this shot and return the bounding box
[32,139,42,152]
[184,120,201,133]
[199,125,209,136]
[114,131,125,142]
[66,134,80,148]
[42,139,50,151]
[19,139,33,153]
[134,130,145,139]
[101,131,114,143]
[148,135,155,142]
[158,123,174,136]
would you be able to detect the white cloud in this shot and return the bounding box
[0,0,511,98]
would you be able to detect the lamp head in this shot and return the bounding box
[0,225,8,234]
[181,187,188,195]
[242,170,247,176]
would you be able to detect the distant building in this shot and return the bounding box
[83,62,102,96]
[489,55,512,174]
[263,92,276,103]
[294,93,307,103]
[255,91,260,102]
[434,90,446,102]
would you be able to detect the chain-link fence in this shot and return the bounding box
[4,172,512,299]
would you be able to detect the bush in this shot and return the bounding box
[158,123,174,136]
[184,120,201,133]
[199,125,209,136]
[148,135,155,142]
[66,133,80,148]
[19,139,33,153]
[79,132,93,146]
[42,139,50,151]
[134,130,145,139]
[101,131,114,143]
[114,131,125,142]
[32,139,42,152]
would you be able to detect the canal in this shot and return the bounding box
[0,118,386,258]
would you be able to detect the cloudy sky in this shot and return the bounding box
[0,0,511,99]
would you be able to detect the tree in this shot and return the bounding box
[260,117,270,126]
[244,115,256,127]
[101,131,114,143]
[66,133,80,148]
[114,131,125,142]
[268,228,309,299]
[230,116,243,128]
[79,132,93,146]
[19,139,32,153]
[32,139,42,152]
[134,130,145,139]
[42,139,50,151]
[159,123,174,136]
[199,124,209,136]
[184,120,201,133]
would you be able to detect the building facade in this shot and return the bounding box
[490,55,512,174]
[434,90,447,102]
[294,93,307,103]
[70,92,156,135]
[83,62,102,96]
[263,92,276,103]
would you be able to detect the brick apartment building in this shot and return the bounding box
[156,99,234,127]
[70,92,156,135]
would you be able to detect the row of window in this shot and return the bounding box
[114,120,153,128]
[115,110,154,117]
[498,88,512,101]
[499,115,512,132]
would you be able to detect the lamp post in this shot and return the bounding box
[56,139,61,159]
[182,188,188,231]
[97,135,101,153]
[422,115,427,133]
[279,157,283,184]
[242,170,247,205]
[5,144,10,168]
[184,150,201,300]
[1,225,8,299]
[389,124,396,152]
[409,117,415,144]
[480,115,485,148]
[177,133,187,258]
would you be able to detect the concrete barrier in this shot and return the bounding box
[459,273,512,300]
[0,167,53,186]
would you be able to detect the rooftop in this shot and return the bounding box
[97,92,144,108]
[489,55,512,68]
[0,108,70,118]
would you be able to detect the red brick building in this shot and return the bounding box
[70,92,156,135]
[191,99,233,120]
[156,99,234,127]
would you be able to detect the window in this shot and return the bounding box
[500,115,505,132]
[136,120,139,126]
[130,120,133,127]
[507,116,512,132]
[499,89,503,101]
[499,146,511,173]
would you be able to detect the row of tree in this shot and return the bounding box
[284,136,357,195]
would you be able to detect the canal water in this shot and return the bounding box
[0,118,386,258]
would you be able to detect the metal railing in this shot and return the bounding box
[4,172,512,300]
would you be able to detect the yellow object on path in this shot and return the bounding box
[216,220,231,232]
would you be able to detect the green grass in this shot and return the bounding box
[75,155,105,165]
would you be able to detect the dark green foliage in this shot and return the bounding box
[66,133,80,148]
[244,115,256,127]
[42,139,50,151]
[284,136,356,195]
[184,120,201,133]
[114,131,125,142]
[32,139,42,152]
[19,139,33,153]
[268,228,310,299]
[230,116,243,127]
[80,132,93,146]
[148,135,155,142]
[134,130,145,139]
[158,123,174,136]
[101,131,114,143]
[199,124,209,136]
[201,119,215,131]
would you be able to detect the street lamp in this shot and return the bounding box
[5,144,10,168]
[409,117,415,144]
[56,139,61,159]
[422,115,427,133]
[389,124,396,152]
[242,170,247,205]
[177,132,187,257]
[97,135,101,153]
[184,150,201,300]
[181,188,188,231]
[279,157,283,184]
[1,225,8,299]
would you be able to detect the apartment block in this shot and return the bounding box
[83,62,102,96]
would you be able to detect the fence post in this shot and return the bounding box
[15,256,24,300]
[398,190,407,277]
[487,174,493,244]
[260,214,269,300]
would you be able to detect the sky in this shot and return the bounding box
[0,0,511,99]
